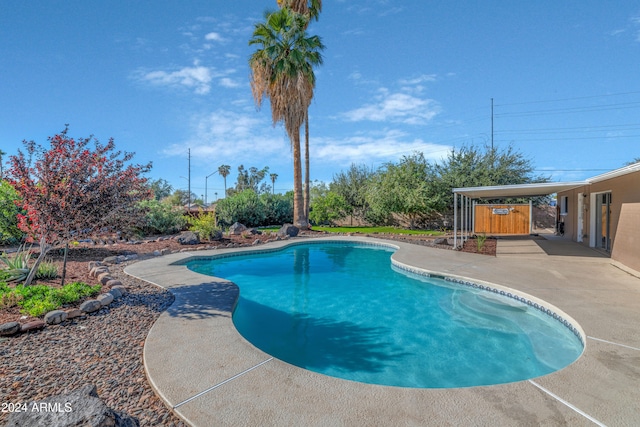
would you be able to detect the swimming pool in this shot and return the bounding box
[186,242,584,388]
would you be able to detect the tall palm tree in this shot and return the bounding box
[249,8,324,228]
[218,164,231,197]
[276,1,322,220]
[270,173,278,194]
[277,0,322,21]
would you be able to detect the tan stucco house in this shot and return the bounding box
[555,162,640,272]
[453,162,640,272]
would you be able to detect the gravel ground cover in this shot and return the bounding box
[0,261,188,426]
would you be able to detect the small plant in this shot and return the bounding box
[0,245,32,282]
[34,260,58,280]
[0,283,23,309]
[189,212,222,241]
[476,233,488,252]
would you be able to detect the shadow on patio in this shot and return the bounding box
[495,234,608,258]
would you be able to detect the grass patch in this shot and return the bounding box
[0,282,101,317]
[312,226,444,236]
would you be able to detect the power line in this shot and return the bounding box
[495,101,640,118]
[496,134,640,142]
[494,90,640,107]
[496,123,640,135]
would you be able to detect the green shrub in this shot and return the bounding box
[138,199,187,235]
[215,190,294,228]
[0,181,24,245]
[260,192,293,225]
[189,213,221,240]
[309,191,349,225]
[0,245,32,282]
[215,190,265,227]
[0,282,102,317]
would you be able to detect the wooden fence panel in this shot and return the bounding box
[474,204,530,235]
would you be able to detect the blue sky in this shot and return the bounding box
[2,1,639,200]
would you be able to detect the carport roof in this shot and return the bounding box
[452,181,588,199]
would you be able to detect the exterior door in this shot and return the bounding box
[595,192,612,251]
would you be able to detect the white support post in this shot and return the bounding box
[529,199,533,234]
[453,192,458,248]
[462,196,467,243]
[472,200,476,235]
[467,197,473,239]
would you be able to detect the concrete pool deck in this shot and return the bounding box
[124,236,640,426]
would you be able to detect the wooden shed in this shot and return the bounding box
[452,181,588,248]
[474,204,530,235]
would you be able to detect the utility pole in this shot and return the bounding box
[491,98,494,151]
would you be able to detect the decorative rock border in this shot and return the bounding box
[0,262,127,337]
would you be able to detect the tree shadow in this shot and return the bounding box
[160,281,238,320]
[233,297,410,374]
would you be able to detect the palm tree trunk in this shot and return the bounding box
[292,130,308,229]
[304,112,310,221]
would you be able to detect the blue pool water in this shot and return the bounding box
[187,242,583,388]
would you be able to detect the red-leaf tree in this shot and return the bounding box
[8,127,152,285]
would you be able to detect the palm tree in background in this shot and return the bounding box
[270,173,278,194]
[276,0,322,219]
[0,149,5,179]
[218,164,231,197]
[249,7,324,228]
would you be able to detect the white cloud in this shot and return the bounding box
[135,62,243,93]
[162,110,290,163]
[398,74,437,86]
[312,130,451,165]
[137,62,213,94]
[219,77,241,88]
[342,91,440,125]
[204,32,226,42]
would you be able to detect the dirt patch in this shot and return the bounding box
[459,237,497,256]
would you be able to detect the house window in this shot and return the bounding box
[560,196,569,215]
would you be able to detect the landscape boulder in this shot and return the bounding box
[44,310,68,325]
[97,293,114,306]
[5,384,139,427]
[209,229,224,240]
[177,231,200,245]
[20,320,45,332]
[102,255,123,265]
[228,222,248,235]
[80,300,102,313]
[108,287,123,299]
[277,224,299,238]
[0,321,21,336]
[433,237,449,246]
